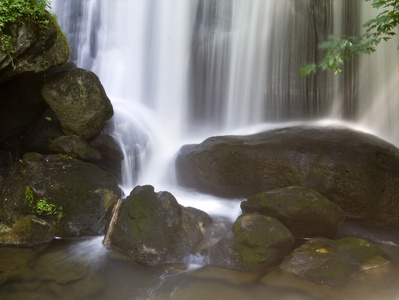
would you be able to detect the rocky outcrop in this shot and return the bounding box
[176,125,399,228]
[280,237,390,285]
[241,186,345,238]
[0,152,121,238]
[110,185,208,266]
[0,12,70,83]
[41,68,114,139]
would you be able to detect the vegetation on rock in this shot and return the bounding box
[0,0,51,53]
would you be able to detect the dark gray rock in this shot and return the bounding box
[206,214,295,272]
[0,152,121,238]
[51,135,101,160]
[110,185,207,266]
[88,133,124,181]
[0,215,54,246]
[41,68,113,139]
[176,125,399,227]
[241,186,345,238]
[280,237,390,285]
[0,12,70,83]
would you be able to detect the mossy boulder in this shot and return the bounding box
[0,215,54,246]
[0,12,70,83]
[110,185,208,266]
[241,186,345,238]
[41,68,113,139]
[280,237,390,285]
[0,152,121,238]
[175,125,399,228]
[232,214,295,271]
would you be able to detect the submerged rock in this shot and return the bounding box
[0,152,121,238]
[241,186,345,238]
[110,185,208,266]
[280,237,390,285]
[175,125,399,228]
[41,68,113,139]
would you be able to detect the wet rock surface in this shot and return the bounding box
[176,125,399,228]
[110,185,207,266]
[0,152,121,238]
[241,186,345,238]
[280,237,390,285]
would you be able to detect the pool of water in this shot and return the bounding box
[1,219,398,300]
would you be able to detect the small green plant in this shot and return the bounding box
[24,186,63,221]
[61,153,72,159]
[44,116,52,121]
[24,186,34,207]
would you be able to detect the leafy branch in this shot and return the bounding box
[301,0,399,76]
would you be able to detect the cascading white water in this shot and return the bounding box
[53,0,398,212]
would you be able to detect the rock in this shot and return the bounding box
[241,186,345,238]
[0,215,54,246]
[110,185,207,266]
[41,68,113,139]
[175,125,399,227]
[0,152,121,238]
[280,237,390,285]
[22,108,64,155]
[0,12,70,83]
[231,214,295,271]
[88,133,124,181]
[206,214,295,272]
[50,135,101,161]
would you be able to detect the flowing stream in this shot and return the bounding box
[2,1,399,299]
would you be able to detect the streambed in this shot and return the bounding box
[1,219,398,300]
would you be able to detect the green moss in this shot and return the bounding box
[333,237,390,269]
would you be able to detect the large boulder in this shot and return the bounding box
[175,125,399,227]
[241,186,345,238]
[280,237,390,285]
[0,12,70,83]
[41,68,114,139]
[0,152,121,238]
[110,185,207,266]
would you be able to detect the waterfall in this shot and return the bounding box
[53,0,398,192]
